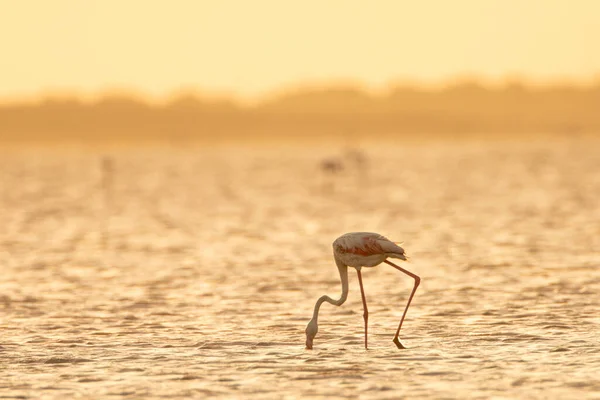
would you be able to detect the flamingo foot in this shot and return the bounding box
[393,337,407,349]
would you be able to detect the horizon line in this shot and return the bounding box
[2,74,600,107]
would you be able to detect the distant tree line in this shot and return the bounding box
[1,81,599,142]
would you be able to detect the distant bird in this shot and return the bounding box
[305,232,420,350]
[345,148,368,168]
[320,158,344,173]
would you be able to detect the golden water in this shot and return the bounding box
[1,138,599,399]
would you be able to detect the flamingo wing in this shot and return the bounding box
[335,232,405,258]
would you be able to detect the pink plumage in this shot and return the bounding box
[333,232,406,268]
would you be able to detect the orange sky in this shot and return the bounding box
[2,0,599,102]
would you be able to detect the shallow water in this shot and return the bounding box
[1,138,599,399]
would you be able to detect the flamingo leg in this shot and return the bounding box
[384,260,420,349]
[356,269,369,349]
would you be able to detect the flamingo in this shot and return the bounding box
[305,232,420,350]
[320,158,344,173]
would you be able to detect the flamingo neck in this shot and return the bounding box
[311,258,348,324]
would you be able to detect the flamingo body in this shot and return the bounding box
[333,232,406,268]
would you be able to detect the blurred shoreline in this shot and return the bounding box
[1,80,599,144]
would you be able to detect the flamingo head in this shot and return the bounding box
[305,319,318,350]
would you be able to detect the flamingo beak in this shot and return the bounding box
[305,336,313,350]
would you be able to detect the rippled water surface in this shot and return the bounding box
[1,138,599,399]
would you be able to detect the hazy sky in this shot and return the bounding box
[2,0,599,101]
